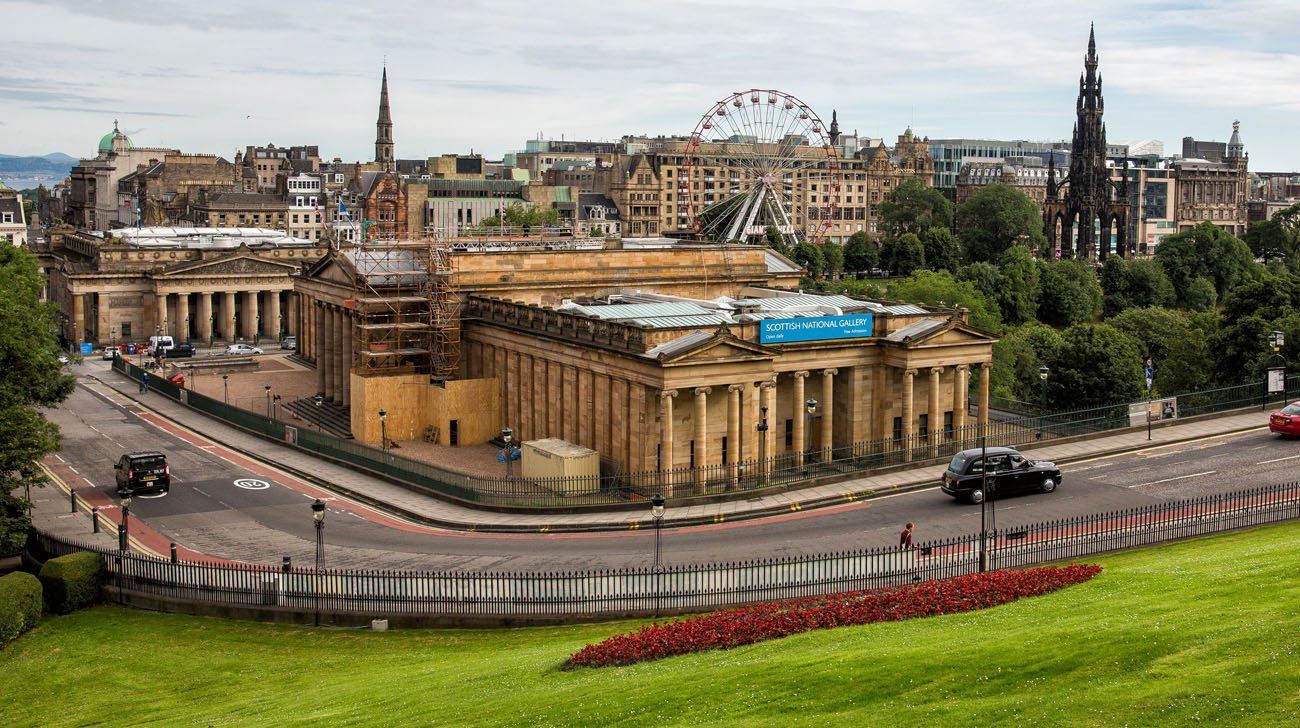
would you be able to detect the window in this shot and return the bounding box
[919,413,929,441]
[721,436,728,465]
[944,411,954,436]
[892,416,903,442]
[449,420,460,446]
[1,213,11,223]
[689,439,696,468]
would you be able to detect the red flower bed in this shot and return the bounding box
[566,564,1101,668]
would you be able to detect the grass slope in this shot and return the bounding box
[2,524,1299,727]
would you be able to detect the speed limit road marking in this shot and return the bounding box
[234,478,270,490]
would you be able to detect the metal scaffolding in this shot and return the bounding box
[347,234,460,379]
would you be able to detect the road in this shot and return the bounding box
[42,371,1300,572]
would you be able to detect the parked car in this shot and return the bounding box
[1268,402,1300,436]
[58,353,70,365]
[168,342,196,358]
[280,335,297,350]
[223,343,263,356]
[149,335,175,354]
[940,446,1061,504]
[114,451,171,496]
[101,346,117,360]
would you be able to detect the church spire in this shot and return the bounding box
[829,109,840,145]
[375,66,394,171]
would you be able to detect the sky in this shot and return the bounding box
[4,0,1300,169]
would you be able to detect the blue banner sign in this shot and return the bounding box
[759,314,874,344]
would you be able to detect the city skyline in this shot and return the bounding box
[3,0,1300,168]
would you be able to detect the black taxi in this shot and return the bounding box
[940,446,1060,504]
[113,451,171,496]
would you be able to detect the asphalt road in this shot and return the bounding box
[44,372,1300,572]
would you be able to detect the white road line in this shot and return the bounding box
[1128,470,1217,488]
[1256,453,1300,465]
[82,477,94,486]
[67,465,79,474]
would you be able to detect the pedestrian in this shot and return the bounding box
[141,371,150,394]
[899,522,914,548]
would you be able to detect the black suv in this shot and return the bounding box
[168,343,196,358]
[940,447,1060,504]
[114,452,171,496]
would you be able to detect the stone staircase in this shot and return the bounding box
[283,397,353,439]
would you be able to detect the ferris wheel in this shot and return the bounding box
[682,89,841,247]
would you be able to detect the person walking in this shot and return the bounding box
[140,371,150,394]
[899,522,914,548]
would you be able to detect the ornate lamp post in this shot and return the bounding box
[651,493,666,569]
[501,427,514,477]
[264,384,273,418]
[805,398,818,465]
[222,374,229,405]
[119,485,134,552]
[1038,365,1049,438]
[379,409,388,453]
[313,394,324,434]
[756,404,769,478]
[311,498,326,627]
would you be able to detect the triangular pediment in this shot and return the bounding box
[157,253,304,278]
[656,328,774,364]
[887,318,998,346]
[304,251,357,285]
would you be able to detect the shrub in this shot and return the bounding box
[566,564,1102,668]
[39,551,104,614]
[0,571,43,645]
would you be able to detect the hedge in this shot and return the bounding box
[0,571,43,646]
[39,551,105,615]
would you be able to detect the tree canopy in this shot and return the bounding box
[878,179,954,237]
[1100,257,1175,318]
[1106,307,1214,394]
[955,183,1047,263]
[920,226,961,273]
[843,231,878,275]
[990,322,1062,404]
[479,203,560,228]
[879,233,925,276]
[1154,222,1259,306]
[1044,324,1145,410]
[1036,258,1102,327]
[886,270,1002,333]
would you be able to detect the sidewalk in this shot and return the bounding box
[90,370,1266,532]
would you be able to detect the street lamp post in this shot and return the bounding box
[313,394,324,434]
[757,405,769,480]
[208,314,215,349]
[379,409,388,453]
[805,398,818,466]
[254,315,261,346]
[1038,365,1050,439]
[978,436,989,572]
[222,374,229,405]
[1145,359,1154,441]
[272,393,281,420]
[119,486,133,552]
[651,494,666,569]
[111,326,117,349]
[311,498,326,627]
[264,384,273,418]
[501,427,514,478]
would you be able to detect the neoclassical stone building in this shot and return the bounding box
[36,226,324,346]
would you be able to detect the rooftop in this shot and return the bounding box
[100,227,318,249]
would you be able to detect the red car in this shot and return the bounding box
[1269,402,1300,435]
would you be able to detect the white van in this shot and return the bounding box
[149,335,175,353]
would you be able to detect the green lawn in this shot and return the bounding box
[3,524,1300,727]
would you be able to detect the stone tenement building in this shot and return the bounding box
[35,226,324,346]
[0,183,28,246]
[1170,121,1249,237]
[64,122,179,231]
[956,157,1062,206]
[294,239,995,486]
[115,153,241,228]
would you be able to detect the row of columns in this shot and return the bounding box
[152,290,292,343]
[310,299,354,408]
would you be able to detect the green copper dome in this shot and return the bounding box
[98,120,132,152]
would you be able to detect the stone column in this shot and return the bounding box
[978,362,992,429]
[341,311,352,408]
[902,369,917,460]
[331,307,344,404]
[222,291,236,343]
[761,378,777,476]
[176,293,190,342]
[693,387,711,488]
[319,304,332,398]
[726,384,742,485]
[953,365,969,435]
[196,293,212,344]
[71,293,85,343]
[929,366,943,456]
[155,293,168,337]
[873,365,889,444]
[659,390,677,495]
[243,290,259,341]
[792,371,809,466]
[267,290,281,339]
[821,369,838,461]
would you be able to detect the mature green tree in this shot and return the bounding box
[0,246,75,554]
[1036,258,1102,327]
[920,226,961,273]
[1244,217,1292,264]
[1209,275,1300,384]
[1044,324,1145,409]
[955,183,1047,263]
[791,242,825,278]
[878,178,954,237]
[1106,307,1212,393]
[1184,276,1218,312]
[879,233,925,276]
[990,322,1063,403]
[821,242,845,278]
[886,270,1002,333]
[843,232,878,275]
[956,262,1002,302]
[1100,257,1175,317]
[1154,221,1259,305]
[993,245,1040,325]
[479,203,560,228]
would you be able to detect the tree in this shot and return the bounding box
[956,262,1001,302]
[821,242,845,278]
[886,270,1002,333]
[1154,221,1259,305]
[990,323,1063,403]
[879,233,925,276]
[920,226,960,273]
[1244,217,1292,264]
[1036,259,1102,327]
[1185,276,1217,312]
[1100,257,1175,317]
[479,203,560,229]
[791,242,825,278]
[1044,324,1144,410]
[1106,307,1212,393]
[994,245,1040,325]
[1209,275,1300,384]
[0,246,75,554]
[843,232,878,275]
[878,178,954,237]
[955,183,1047,263]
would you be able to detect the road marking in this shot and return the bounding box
[233,478,271,490]
[1066,427,1266,467]
[1128,470,1217,488]
[1256,453,1300,465]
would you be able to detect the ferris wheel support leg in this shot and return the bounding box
[738,187,767,242]
[771,187,799,246]
[724,188,758,243]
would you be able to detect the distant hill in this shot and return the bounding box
[0,152,76,189]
